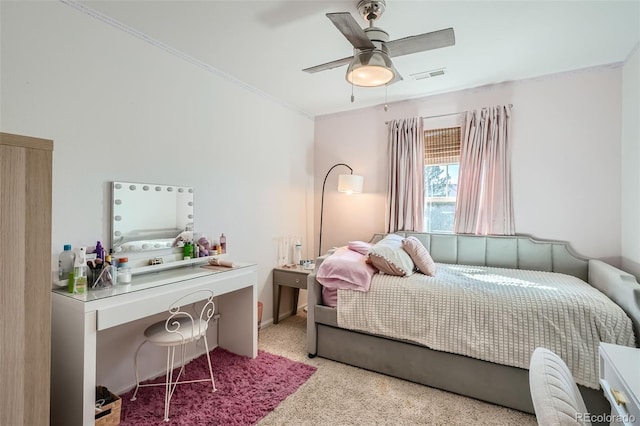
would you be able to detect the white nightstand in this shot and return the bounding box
[599,343,640,425]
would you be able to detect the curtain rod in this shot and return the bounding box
[385,103,513,125]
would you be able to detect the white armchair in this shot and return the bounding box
[529,347,591,426]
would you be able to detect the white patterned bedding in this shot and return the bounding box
[337,263,636,389]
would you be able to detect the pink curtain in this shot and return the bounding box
[386,117,424,233]
[454,105,514,235]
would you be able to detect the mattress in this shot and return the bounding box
[336,263,636,389]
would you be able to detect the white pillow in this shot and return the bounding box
[368,234,414,276]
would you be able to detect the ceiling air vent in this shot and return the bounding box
[410,68,446,81]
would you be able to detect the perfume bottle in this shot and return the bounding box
[220,233,227,254]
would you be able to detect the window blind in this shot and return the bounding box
[424,127,461,165]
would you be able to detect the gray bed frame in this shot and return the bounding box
[307,232,640,423]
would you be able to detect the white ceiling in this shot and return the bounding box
[81,0,640,118]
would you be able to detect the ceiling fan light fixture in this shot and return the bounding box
[346,49,395,87]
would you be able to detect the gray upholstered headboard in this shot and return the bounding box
[372,232,589,282]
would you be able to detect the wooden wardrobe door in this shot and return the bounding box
[0,132,53,426]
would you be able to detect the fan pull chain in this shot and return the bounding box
[384,84,388,112]
[351,82,355,103]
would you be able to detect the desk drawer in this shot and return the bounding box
[600,358,639,425]
[273,270,307,289]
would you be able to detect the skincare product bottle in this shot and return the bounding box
[58,244,75,281]
[95,241,105,261]
[183,242,193,260]
[117,257,131,284]
[72,247,88,293]
[103,255,117,286]
[220,233,227,254]
[67,270,75,293]
[74,274,87,293]
[294,241,302,265]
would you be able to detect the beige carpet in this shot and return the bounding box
[257,313,537,426]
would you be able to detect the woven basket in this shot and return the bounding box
[95,387,121,426]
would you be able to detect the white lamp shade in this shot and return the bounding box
[337,174,364,194]
[346,50,395,87]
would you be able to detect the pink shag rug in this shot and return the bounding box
[119,347,316,425]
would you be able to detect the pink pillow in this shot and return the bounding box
[316,246,376,291]
[402,236,436,276]
[348,240,373,255]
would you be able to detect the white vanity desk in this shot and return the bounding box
[599,343,640,425]
[51,262,257,426]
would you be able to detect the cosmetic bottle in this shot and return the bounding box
[71,247,88,293]
[117,257,131,284]
[294,241,302,265]
[95,241,105,261]
[220,233,227,254]
[67,270,75,293]
[58,244,75,281]
[183,242,193,260]
[104,255,117,286]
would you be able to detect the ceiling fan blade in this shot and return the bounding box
[326,12,375,50]
[386,28,455,58]
[303,56,354,73]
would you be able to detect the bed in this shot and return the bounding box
[306,232,640,421]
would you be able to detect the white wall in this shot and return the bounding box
[621,44,640,276]
[1,2,313,391]
[315,65,624,262]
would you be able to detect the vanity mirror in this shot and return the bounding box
[111,181,193,253]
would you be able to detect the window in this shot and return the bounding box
[425,164,458,232]
[424,127,461,233]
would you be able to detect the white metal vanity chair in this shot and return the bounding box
[131,289,217,422]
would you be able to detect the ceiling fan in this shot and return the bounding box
[303,0,455,88]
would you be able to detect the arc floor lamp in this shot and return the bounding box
[318,163,364,256]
